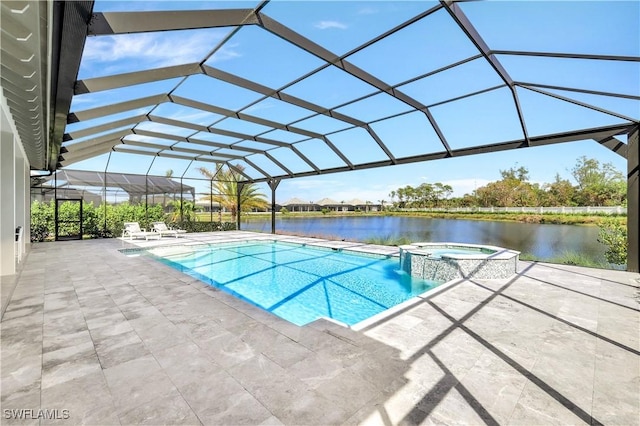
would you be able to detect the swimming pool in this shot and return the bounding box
[142,241,438,326]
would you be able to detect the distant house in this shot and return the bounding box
[280,197,316,212]
[196,199,222,212]
[346,198,379,212]
[277,197,383,212]
[316,197,348,212]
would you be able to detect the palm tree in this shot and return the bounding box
[198,165,268,222]
[168,200,197,222]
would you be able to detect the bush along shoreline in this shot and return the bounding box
[244,209,626,226]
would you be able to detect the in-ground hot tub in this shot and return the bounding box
[399,242,520,282]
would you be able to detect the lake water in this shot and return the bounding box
[241,215,608,264]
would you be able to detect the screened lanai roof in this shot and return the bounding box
[43,169,195,198]
[43,0,637,184]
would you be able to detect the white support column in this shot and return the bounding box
[627,126,639,273]
[1,108,16,276]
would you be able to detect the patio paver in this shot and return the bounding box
[1,231,638,425]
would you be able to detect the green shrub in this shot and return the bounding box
[363,235,413,246]
[96,202,166,237]
[31,201,176,240]
[519,251,609,268]
[597,217,627,265]
[30,200,54,241]
[171,221,236,232]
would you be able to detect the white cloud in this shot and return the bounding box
[243,101,277,114]
[357,7,378,15]
[279,176,495,202]
[314,20,348,30]
[82,31,231,72]
[383,178,493,198]
[164,109,216,124]
[328,188,392,203]
[69,95,97,106]
[280,180,396,203]
[287,178,345,191]
[206,43,242,64]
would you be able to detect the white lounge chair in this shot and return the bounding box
[152,222,187,238]
[122,222,161,240]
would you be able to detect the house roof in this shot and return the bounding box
[316,198,341,206]
[281,197,310,206]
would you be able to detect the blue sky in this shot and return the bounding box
[65,0,639,203]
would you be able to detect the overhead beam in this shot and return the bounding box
[63,128,130,152]
[440,0,530,146]
[595,136,628,159]
[127,129,247,159]
[65,114,149,139]
[67,128,287,179]
[242,158,272,179]
[69,93,169,122]
[227,164,252,181]
[49,1,94,171]
[203,66,370,129]
[87,9,258,35]
[256,12,453,156]
[75,63,203,94]
[261,152,294,177]
[61,138,123,165]
[514,81,640,101]
[201,66,327,139]
[112,146,223,164]
[169,94,317,143]
[492,50,640,63]
[238,124,634,184]
[518,85,638,123]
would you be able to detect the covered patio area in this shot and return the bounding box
[2,232,638,425]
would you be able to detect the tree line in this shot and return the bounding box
[389,156,626,209]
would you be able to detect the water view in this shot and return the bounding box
[241,216,607,264]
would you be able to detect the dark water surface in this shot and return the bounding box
[241,215,607,264]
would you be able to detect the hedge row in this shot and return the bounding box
[30,200,235,242]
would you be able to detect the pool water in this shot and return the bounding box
[428,248,484,257]
[146,241,438,326]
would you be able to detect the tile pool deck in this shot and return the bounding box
[1,231,639,425]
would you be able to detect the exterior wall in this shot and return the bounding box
[1,110,16,275]
[1,97,30,276]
